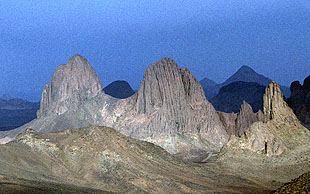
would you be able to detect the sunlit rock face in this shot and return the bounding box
[1,56,229,161]
[110,58,229,158]
[37,54,103,118]
[232,81,307,156]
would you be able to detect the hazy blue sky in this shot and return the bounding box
[0,1,309,101]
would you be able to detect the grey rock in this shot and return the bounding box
[217,111,237,136]
[263,81,292,123]
[125,58,229,156]
[235,101,263,137]
[227,81,307,157]
[0,56,229,161]
[37,54,102,118]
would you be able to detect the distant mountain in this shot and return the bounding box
[200,65,290,100]
[224,65,272,86]
[200,77,217,87]
[211,81,265,113]
[199,78,218,100]
[0,97,39,131]
[0,94,13,100]
[103,80,135,99]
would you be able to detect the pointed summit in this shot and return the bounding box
[264,81,300,125]
[133,57,229,158]
[37,54,102,117]
[224,65,272,86]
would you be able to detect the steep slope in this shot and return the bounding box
[0,56,228,161]
[287,75,310,129]
[120,58,228,158]
[0,126,268,194]
[217,101,263,137]
[201,65,290,100]
[0,54,104,137]
[224,65,271,86]
[37,54,102,118]
[200,77,217,87]
[103,80,135,99]
[211,81,265,113]
[216,81,310,190]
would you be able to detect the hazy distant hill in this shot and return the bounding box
[0,95,39,131]
[200,65,291,100]
[211,81,266,113]
[103,80,135,99]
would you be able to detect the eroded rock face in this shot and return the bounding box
[217,112,237,136]
[1,56,230,161]
[123,58,229,156]
[217,101,263,137]
[234,81,306,156]
[37,54,102,117]
[235,101,263,137]
[239,121,285,156]
[264,81,286,122]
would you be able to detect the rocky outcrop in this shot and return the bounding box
[201,65,290,100]
[0,56,229,161]
[217,112,238,136]
[103,80,135,99]
[217,101,263,137]
[237,81,307,156]
[37,54,102,117]
[238,121,286,156]
[235,101,263,137]
[287,75,310,129]
[124,58,229,157]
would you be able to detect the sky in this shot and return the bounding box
[0,0,309,101]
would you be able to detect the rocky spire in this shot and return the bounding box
[133,58,229,152]
[235,101,263,137]
[263,81,295,123]
[37,54,102,118]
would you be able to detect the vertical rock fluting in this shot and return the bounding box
[235,81,307,156]
[235,101,263,137]
[132,58,229,152]
[37,54,103,118]
[263,81,299,125]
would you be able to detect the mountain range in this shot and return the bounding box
[0,95,39,131]
[200,65,291,100]
[0,54,309,193]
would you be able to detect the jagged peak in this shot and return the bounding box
[37,55,103,117]
[239,65,255,72]
[263,81,298,124]
[67,54,89,66]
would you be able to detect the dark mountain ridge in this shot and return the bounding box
[200,65,291,100]
[211,81,266,113]
[103,80,135,99]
